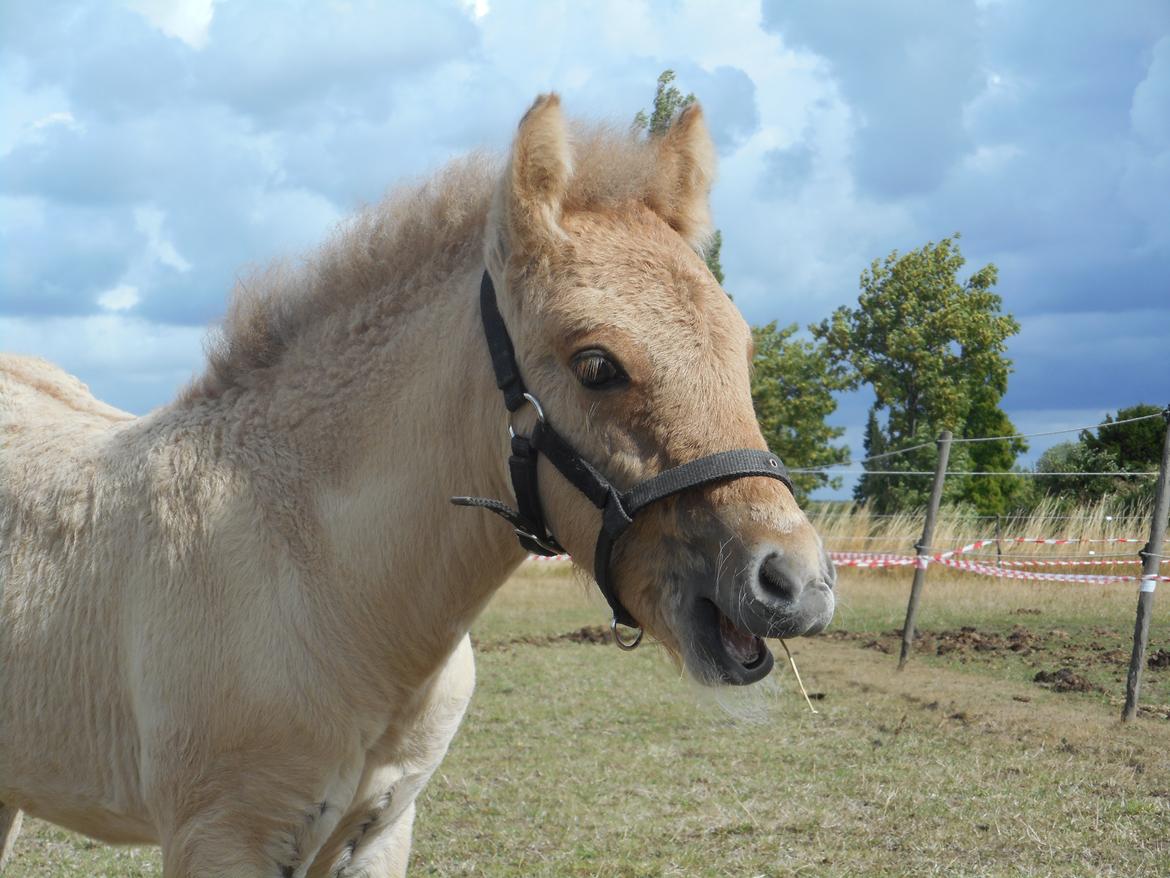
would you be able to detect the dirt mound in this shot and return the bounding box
[907,625,1049,658]
[558,625,611,645]
[1033,667,1098,693]
[1149,648,1170,669]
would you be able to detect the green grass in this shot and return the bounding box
[7,564,1170,876]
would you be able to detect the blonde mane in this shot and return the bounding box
[189,124,676,402]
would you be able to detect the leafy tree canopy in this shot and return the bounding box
[751,322,850,501]
[1033,404,1168,508]
[1081,404,1166,468]
[815,235,1024,513]
[633,70,695,137]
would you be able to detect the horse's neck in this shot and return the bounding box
[221,258,525,685]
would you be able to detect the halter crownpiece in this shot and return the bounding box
[452,270,795,647]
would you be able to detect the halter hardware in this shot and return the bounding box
[452,271,795,647]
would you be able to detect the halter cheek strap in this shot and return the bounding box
[452,271,794,644]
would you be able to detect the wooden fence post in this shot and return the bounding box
[1121,405,1170,721]
[898,430,953,670]
[996,514,1003,569]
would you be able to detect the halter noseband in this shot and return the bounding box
[452,271,794,648]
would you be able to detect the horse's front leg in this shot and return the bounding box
[311,800,417,878]
[309,636,477,877]
[152,746,365,878]
[0,803,22,873]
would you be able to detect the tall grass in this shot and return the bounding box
[807,498,1165,654]
[810,496,1159,568]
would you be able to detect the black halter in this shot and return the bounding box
[452,271,794,645]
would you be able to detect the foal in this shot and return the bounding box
[0,95,833,876]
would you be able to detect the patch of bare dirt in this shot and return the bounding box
[828,624,1148,670]
[473,625,611,652]
[1033,667,1098,693]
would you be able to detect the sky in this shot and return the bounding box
[2,0,1168,499]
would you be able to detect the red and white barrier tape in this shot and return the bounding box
[829,552,918,568]
[526,542,1167,588]
[996,536,1151,543]
[826,551,1170,584]
[982,556,1146,567]
[932,556,1167,584]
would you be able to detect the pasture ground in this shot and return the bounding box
[8,564,1170,876]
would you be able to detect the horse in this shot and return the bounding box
[0,94,835,876]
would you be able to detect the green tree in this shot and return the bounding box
[751,323,850,500]
[1033,440,1121,506]
[634,70,723,283]
[1036,404,1168,508]
[854,407,887,503]
[1081,404,1166,468]
[814,234,1023,513]
[960,394,1032,514]
[633,69,695,137]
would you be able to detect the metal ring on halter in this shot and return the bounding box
[611,617,644,651]
[508,392,547,438]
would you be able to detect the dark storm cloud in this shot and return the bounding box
[761,0,984,199]
[1,201,136,316]
[759,140,814,198]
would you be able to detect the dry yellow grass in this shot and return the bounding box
[811,497,1159,574]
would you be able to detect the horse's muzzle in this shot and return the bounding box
[688,547,835,685]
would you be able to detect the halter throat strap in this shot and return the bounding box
[452,271,795,633]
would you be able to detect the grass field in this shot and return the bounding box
[7,560,1170,877]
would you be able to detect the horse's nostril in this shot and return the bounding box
[757,552,802,603]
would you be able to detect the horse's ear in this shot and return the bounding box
[649,103,716,249]
[506,93,572,249]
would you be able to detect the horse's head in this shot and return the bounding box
[484,94,834,685]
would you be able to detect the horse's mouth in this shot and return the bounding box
[691,598,775,685]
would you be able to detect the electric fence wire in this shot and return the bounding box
[800,410,1166,473]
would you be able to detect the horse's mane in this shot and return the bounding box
[185,123,663,402]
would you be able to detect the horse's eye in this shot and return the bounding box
[571,349,626,389]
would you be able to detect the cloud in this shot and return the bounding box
[758,140,814,199]
[127,0,218,50]
[761,0,984,199]
[1131,35,1170,147]
[677,64,760,154]
[1,197,140,317]
[97,283,140,312]
[0,0,1165,490]
[195,1,478,124]
[1004,308,1170,411]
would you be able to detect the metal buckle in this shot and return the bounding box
[513,527,562,556]
[611,618,644,651]
[508,392,546,439]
